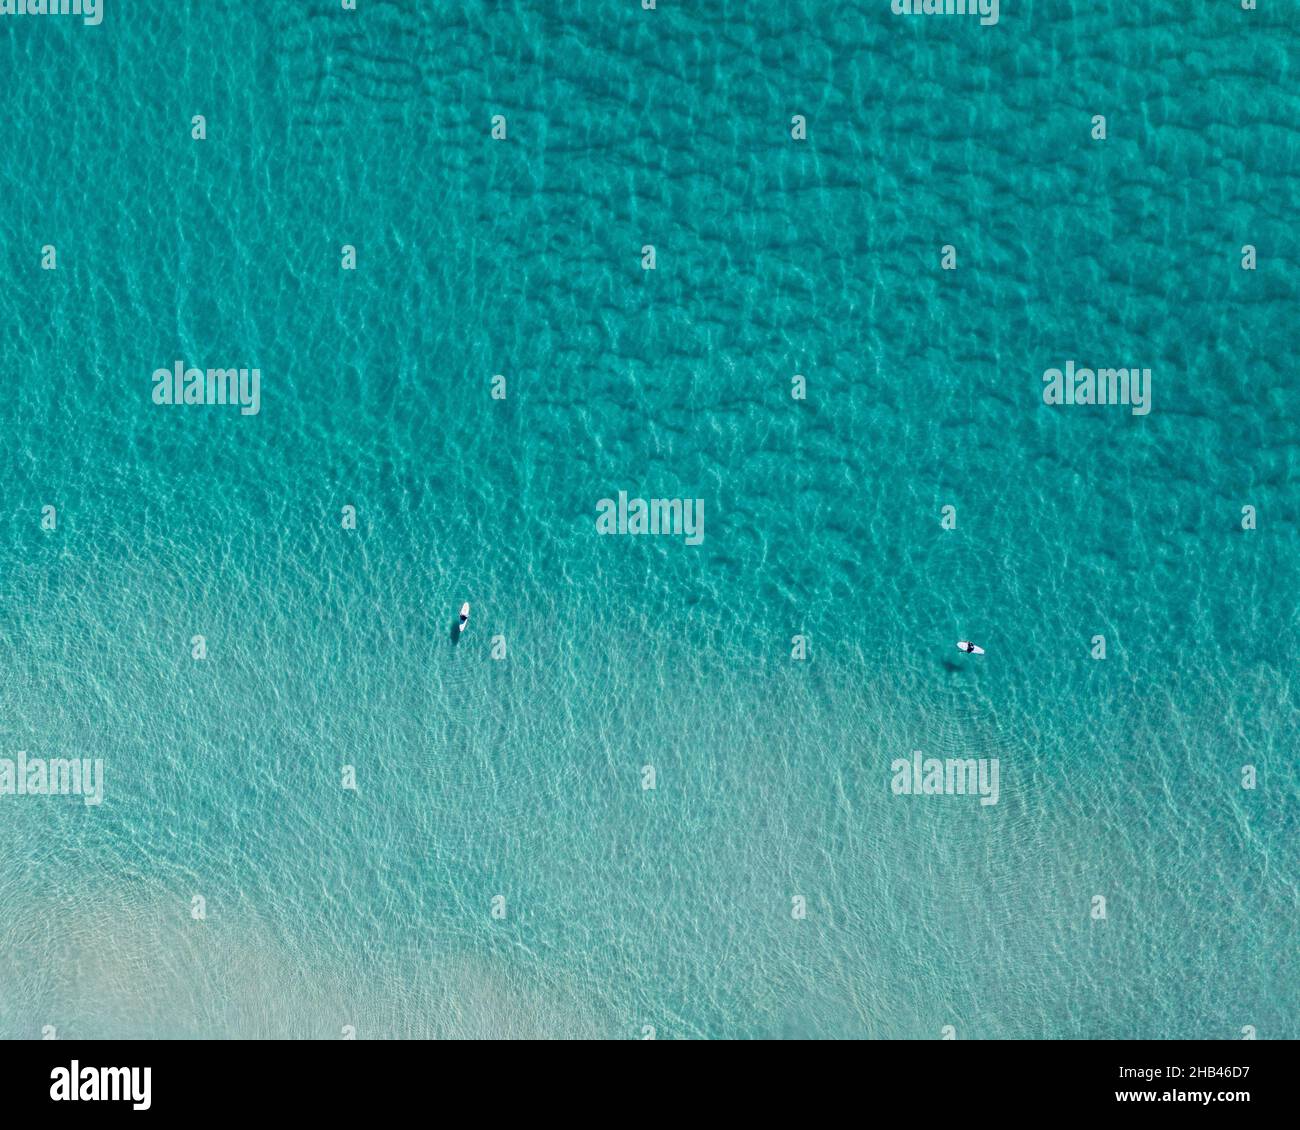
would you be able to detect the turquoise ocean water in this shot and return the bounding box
[0,0,1297,1039]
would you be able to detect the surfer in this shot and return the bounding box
[458,602,470,633]
[957,640,983,655]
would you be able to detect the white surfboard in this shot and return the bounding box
[458,602,470,632]
[957,641,984,655]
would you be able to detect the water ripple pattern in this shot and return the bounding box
[0,0,1296,1040]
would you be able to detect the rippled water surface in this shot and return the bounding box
[0,0,1296,1039]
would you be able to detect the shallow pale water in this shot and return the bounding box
[0,0,1297,1039]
